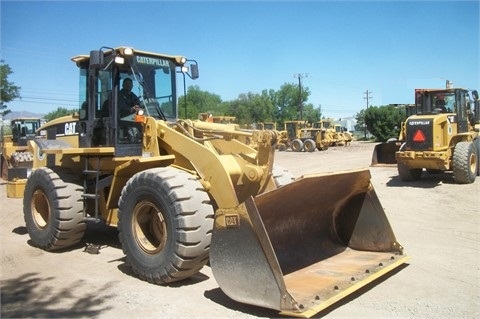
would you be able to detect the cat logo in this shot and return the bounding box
[65,122,77,135]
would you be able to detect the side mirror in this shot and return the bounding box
[89,50,104,68]
[79,109,87,120]
[190,64,199,80]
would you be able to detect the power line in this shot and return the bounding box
[20,96,78,103]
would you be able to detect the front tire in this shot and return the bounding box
[453,141,477,184]
[303,139,316,152]
[291,139,304,152]
[23,167,86,250]
[118,167,214,284]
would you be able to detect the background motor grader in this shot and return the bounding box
[24,46,408,317]
[278,120,331,152]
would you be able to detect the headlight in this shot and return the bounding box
[122,47,134,55]
[115,57,125,64]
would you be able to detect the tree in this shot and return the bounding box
[272,83,312,126]
[355,109,367,138]
[1,60,21,118]
[43,107,78,122]
[301,102,321,124]
[364,105,406,142]
[177,85,223,119]
[227,90,275,125]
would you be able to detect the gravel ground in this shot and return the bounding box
[1,141,479,318]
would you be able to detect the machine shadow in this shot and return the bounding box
[386,171,457,188]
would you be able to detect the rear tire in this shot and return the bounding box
[453,141,477,184]
[23,167,86,250]
[475,138,480,177]
[291,139,304,152]
[118,167,214,284]
[303,139,316,152]
[398,162,422,181]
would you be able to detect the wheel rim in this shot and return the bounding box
[133,200,167,255]
[32,189,50,229]
[469,152,476,174]
[305,141,314,151]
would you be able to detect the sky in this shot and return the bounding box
[1,0,479,120]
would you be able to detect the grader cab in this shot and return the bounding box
[23,46,408,317]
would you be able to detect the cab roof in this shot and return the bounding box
[71,46,187,66]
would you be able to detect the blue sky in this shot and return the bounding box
[1,0,479,119]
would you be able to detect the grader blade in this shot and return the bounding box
[210,169,409,318]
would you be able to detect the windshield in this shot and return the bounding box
[416,90,456,113]
[129,54,177,121]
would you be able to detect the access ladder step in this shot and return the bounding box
[83,169,102,175]
[82,194,99,199]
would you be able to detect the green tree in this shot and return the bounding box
[364,105,406,141]
[302,103,321,124]
[44,107,77,122]
[1,60,21,118]
[177,85,223,119]
[227,90,276,125]
[272,83,312,126]
[355,109,367,138]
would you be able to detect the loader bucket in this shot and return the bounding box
[210,169,408,318]
[371,141,401,166]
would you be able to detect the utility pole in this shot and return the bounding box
[293,73,309,120]
[363,90,372,139]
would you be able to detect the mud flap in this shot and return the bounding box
[371,142,401,166]
[210,169,409,317]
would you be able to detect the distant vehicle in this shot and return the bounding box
[1,117,42,181]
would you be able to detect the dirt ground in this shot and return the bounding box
[1,141,479,318]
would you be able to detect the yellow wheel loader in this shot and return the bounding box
[395,88,480,184]
[23,46,408,317]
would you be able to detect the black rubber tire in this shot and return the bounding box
[23,167,86,251]
[117,167,214,284]
[475,138,480,177]
[452,141,477,184]
[303,139,316,152]
[291,139,304,152]
[1,155,8,181]
[397,162,422,181]
[272,165,295,187]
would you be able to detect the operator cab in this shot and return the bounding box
[11,118,42,146]
[72,47,198,157]
[414,88,472,133]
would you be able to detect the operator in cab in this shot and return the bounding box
[118,78,141,118]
